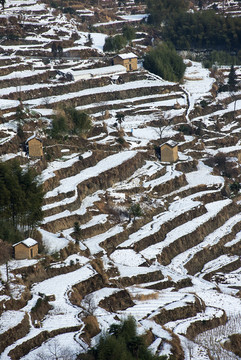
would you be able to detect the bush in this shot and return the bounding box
[229,182,241,193]
[51,107,92,138]
[143,43,186,82]
[117,136,125,145]
[63,7,76,14]
[205,153,238,178]
[65,107,92,135]
[129,203,142,220]
[178,124,193,135]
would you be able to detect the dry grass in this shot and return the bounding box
[132,292,159,301]
[183,76,203,81]
[90,258,109,284]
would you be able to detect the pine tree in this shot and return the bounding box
[228,65,237,93]
[129,203,142,221]
[1,0,5,10]
[79,317,167,360]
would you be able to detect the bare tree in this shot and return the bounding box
[155,111,172,142]
[81,294,96,316]
[36,338,75,360]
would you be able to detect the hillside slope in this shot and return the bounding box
[0,0,241,359]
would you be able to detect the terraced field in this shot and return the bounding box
[0,0,241,359]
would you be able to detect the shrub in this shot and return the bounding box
[205,153,238,179]
[51,107,92,138]
[65,107,92,135]
[229,182,240,193]
[51,110,67,138]
[63,7,76,14]
[129,203,142,220]
[178,124,193,135]
[117,136,125,145]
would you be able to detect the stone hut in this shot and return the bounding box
[113,53,138,72]
[160,140,178,162]
[13,238,38,260]
[26,135,43,158]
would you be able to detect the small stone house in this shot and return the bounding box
[26,135,43,158]
[160,140,178,162]
[13,238,38,260]
[113,53,138,72]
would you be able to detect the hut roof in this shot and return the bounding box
[13,238,38,248]
[25,135,42,144]
[116,52,137,60]
[161,140,178,148]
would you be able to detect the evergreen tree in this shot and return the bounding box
[51,42,57,57]
[57,44,63,58]
[147,0,189,25]
[228,65,237,92]
[0,161,44,241]
[116,112,125,125]
[123,25,136,41]
[79,317,167,360]
[1,0,5,10]
[103,35,127,52]
[143,43,186,82]
[129,203,142,221]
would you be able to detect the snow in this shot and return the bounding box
[141,199,231,262]
[13,238,38,248]
[116,52,138,60]
[110,249,146,266]
[23,78,173,108]
[24,264,96,331]
[0,3,241,358]
[0,310,25,334]
[70,65,126,81]
[120,14,148,21]
[41,153,81,182]
[119,196,202,249]
[39,229,69,253]
[44,150,137,199]
[84,224,123,255]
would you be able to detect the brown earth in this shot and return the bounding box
[0,312,30,354]
[99,289,134,312]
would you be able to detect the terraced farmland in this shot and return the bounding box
[0,0,241,359]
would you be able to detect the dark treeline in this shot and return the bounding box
[146,0,241,53]
[163,10,241,52]
[147,0,189,25]
[0,161,44,243]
